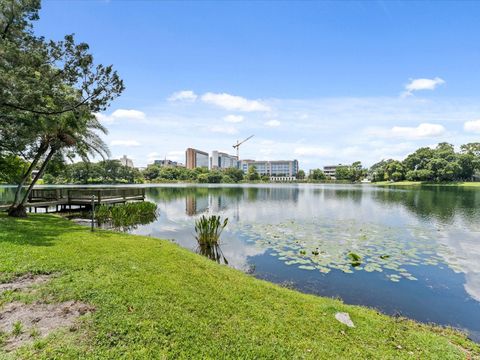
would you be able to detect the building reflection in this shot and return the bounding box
[182,186,300,216]
[185,195,209,215]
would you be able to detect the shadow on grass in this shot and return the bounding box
[0,214,83,247]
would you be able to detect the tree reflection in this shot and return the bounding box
[371,186,480,223]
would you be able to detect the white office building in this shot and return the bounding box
[210,151,238,169]
[239,159,299,178]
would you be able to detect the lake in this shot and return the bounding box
[2,184,480,341]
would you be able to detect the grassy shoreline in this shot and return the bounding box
[372,181,480,187]
[0,214,479,358]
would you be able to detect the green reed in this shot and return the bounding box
[194,215,228,246]
[95,201,158,231]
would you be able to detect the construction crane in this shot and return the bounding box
[233,135,254,159]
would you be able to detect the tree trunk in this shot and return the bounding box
[10,145,47,207]
[8,146,57,218]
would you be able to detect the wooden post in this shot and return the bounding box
[91,195,95,232]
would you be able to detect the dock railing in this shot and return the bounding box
[28,187,145,205]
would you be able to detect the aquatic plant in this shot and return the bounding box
[194,215,229,265]
[95,201,158,230]
[347,252,362,267]
[233,218,456,282]
[194,215,228,246]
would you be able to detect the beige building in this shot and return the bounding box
[119,155,134,168]
[185,148,209,169]
[323,164,344,179]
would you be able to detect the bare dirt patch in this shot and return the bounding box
[0,301,94,351]
[0,274,53,294]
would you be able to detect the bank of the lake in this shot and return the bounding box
[372,181,480,187]
[0,214,478,359]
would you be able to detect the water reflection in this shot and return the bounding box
[1,184,479,339]
[197,243,229,265]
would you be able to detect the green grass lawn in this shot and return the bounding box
[0,214,478,359]
[372,181,480,187]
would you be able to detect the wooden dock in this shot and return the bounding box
[0,187,145,212]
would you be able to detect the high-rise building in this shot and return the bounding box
[238,159,299,178]
[185,148,209,169]
[119,155,134,168]
[210,151,238,169]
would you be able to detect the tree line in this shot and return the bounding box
[305,142,480,183]
[3,141,480,190]
[368,142,480,182]
[37,161,268,184]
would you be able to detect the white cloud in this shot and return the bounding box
[168,90,198,102]
[464,119,480,133]
[111,140,141,147]
[94,113,109,123]
[210,125,238,135]
[147,152,160,162]
[166,150,185,162]
[201,92,271,112]
[147,150,184,163]
[265,119,281,127]
[402,77,445,97]
[224,114,244,123]
[96,109,146,124]
[391,123,445,138]
[294,147,332,156]
[111,109,146,120]
[367,123,446,140]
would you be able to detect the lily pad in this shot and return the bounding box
[231,218,459,282]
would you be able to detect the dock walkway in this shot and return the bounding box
[0,187,145,212]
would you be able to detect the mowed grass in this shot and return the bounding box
[372,181,480,187]
[0,214,478,359]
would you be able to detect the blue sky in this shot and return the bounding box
[34,1,480,168]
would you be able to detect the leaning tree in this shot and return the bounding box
[0,0,124,216]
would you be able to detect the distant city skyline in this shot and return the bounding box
[34,1,480,168]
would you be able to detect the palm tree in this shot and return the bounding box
[8,111,110,217]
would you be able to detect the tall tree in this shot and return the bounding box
[309,169,326,181]
[246,165,260,181]
[1,0,124,216]
[461,143,480,158]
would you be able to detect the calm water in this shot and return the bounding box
[2,184,480,341]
